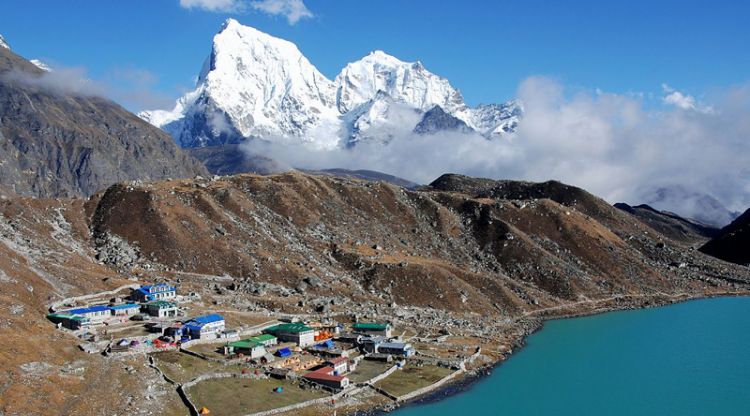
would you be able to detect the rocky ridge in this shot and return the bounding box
[0,40,207,198]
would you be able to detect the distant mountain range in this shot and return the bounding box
[139,19,521,149]
[637,185,741,228]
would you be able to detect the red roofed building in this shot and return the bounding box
[325,357,349,375]
[303,366,350,389]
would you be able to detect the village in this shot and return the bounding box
[46,280,489,416]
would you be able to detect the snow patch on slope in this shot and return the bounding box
[30,59,51,72]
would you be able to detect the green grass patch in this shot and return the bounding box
[375,365,454,397]
[152,351,246,384]
[188,377,328,416]
[347,360,393,383]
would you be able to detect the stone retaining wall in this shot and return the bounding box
[243,385,365,416]
[364,364,398,385]
[396,368,465,403]
[48,283,140,311]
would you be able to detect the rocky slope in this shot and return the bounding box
[1,172,748,415]
[700,208,750,266]
[614,203,719,246]
[140,19,521,150]
[0,41,207,198]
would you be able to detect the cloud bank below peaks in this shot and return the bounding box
[243,76,750,225]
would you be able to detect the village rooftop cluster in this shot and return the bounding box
[45,281,437,404]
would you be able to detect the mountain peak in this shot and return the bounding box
[142,20,340,149]
[221,17,241,30]
[335,49,465,114]
[0,35,10,50]
[141,24,521,149]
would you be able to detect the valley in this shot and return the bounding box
[0,171,748,415]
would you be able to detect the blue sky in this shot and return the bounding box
[1,0,749,111]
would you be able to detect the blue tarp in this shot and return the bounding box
[317,339,334,349]
[276,347,292,357]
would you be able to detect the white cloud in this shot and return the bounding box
[2,64,175,112]
[178,0,314,24]
[242,77,750,225]
[250,0,313,24]
[662,83,713,113]
[179,0,243,12]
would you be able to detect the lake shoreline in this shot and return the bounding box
[358,290,750,415]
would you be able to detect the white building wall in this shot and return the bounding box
[298,331,315,347]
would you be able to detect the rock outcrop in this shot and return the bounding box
[700,208,750,266]
[0,44,207,198]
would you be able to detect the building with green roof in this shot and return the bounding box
[224,338,267,358]
[264,322,315,347]
[247,333,278,347]
[145,300,178,318]
[352,322,392,337]
[47,313,88,330]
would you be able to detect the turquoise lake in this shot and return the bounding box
[394,296,750,416]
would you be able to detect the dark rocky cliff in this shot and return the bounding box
[700,208,750,266]
[0,45,207,198]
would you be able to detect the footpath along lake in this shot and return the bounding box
[394,296,750,416]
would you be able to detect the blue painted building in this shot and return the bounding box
[131,283,177,302]
[182,314,225,340]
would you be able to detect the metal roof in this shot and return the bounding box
[228,339,263,349]
[378,342,412,349]
[63,305,111,315]
[186,314,224,326]
[265,322,313,334]
[109,303,140,310]
[352,322,390,331]
[304,366,347,382]
[138,283,176,294]
[249,334,277,343]
[147,300,177,308]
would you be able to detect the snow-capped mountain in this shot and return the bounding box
[141,19,341,149]
[140,19,521,149]
[343,91,422,146]
[335,50,466,114]
[0,35,10,50]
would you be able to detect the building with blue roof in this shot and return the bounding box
[182,314,225,340]
[59,305,111,324]
[131,283,177,302]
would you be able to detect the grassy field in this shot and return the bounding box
[152,351,247,384]
[188,378,328,416]
[347,360,393,383]
[184,342,227,359]
[106,324,151,339]
[375,365,454,397]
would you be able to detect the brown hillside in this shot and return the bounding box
[0,172,748,415]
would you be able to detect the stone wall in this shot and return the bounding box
[396,368,465,403]
[48,283,140,311]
